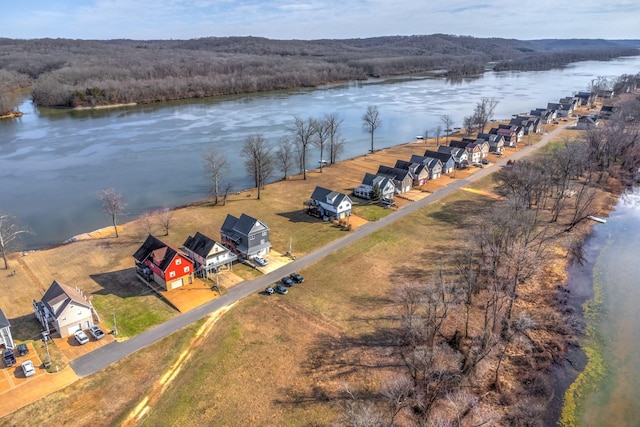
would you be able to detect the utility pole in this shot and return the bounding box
[42,331,51,368]
[112,309,118,337]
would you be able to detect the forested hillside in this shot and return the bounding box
[0,35,637,110]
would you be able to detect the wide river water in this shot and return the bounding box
[2,55,640,249]
[558,188,640,426]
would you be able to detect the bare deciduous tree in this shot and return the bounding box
[157,207,173,236]
[362,105,381,153]
[325,112,344,164]
[97,188,126,238]
[291,116,316,180]
[440,114,454,144]
[312,118,329,172]
[241,133,274,200]
[472,97,499,133]
[203,149,228,205]
[275,136,295,179]
[0,212,31,269]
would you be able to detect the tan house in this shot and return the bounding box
[33,281,99,338]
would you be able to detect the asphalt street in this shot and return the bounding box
[71,122,573,377]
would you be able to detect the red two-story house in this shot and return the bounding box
[134,235,194,291]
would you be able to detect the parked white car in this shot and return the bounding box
[21,360,36,377]
[74,330,89,345]
[253,256,268,266]
[88,325,105,340]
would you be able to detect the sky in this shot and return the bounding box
[2,0,640,41]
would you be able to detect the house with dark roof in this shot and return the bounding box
[308,186,353,219]
[409,155,443,179]
[353,173,396,200]
[477,133,505,153]
[576,115,600,130]
[437,145,468,167]
[599,105,618,120]
[509,115,541,135]
[32,280,98,337]
[183,232,237,277]
[220,214,271,259]
[0,308,14,349]
[133,235,194,291]
[395,160,429,185]
[530,108,556,124]
[423,150,455,174]
[575,91,594,107]
[376,165,413,194]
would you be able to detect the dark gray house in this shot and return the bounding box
[220,214,271,259]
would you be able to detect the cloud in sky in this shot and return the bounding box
[2,0,639,40]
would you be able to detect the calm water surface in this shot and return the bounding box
[576,188,640,426]
[2,56,640,249]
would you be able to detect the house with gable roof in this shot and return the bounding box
[220,214,271,259]
[576,115,600,130]
[308,186,353,219]
[377,165,413,194]
[423,150,455,174]
[183,232,237,277]
[409,155,443,179]
[134,235,194,291]
[437,145,468,167]
[33,280,99,337]
[0,308,14,349]
[477,133,505,154]
[353,173,396,200]
[394,160,429,185]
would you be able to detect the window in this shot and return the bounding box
[170,271,176,278]
[184,266,190,273]
[249,235,255,240]
[262,231,267,237]
[176,259,182,265]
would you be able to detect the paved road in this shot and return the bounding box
[71,122,573,377]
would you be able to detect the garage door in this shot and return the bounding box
[171,279,184,290]
[67,323,82,336]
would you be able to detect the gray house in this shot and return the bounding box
[437,145,468,167]
[221,214,271,259]
[377,165,413,194]
[33,281,99,337]
[0,308,14,349]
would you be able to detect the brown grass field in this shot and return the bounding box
[1,122,611,426]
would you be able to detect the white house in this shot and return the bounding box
[33,281,99,338]
[354,173,396,200]
[0,308,14,349]
[183,232,238,277]
[309,186,352,219]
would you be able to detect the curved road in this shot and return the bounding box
[71,122,573,377]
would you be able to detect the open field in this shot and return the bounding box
[0,120,592,424]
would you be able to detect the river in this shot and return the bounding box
[558,187,640,426]
[1,56,640,249]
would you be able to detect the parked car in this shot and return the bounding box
[16,343,29,356]
[290,273,304,283]
[253,256,268,266]
[21,360,36,377]
[88,325,105,340]
[3,349,16,367]
[274,284,288,295]
[281,276,294,287]
[481,159,490,165]
[265,286,274,295]
[74,330,89,345]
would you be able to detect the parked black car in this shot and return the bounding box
[3,349,16,367]
[265,286,274,295]
[290,273,304,283]
[281,276,294,287]
[274,284,288,295]
[16,343,29,356]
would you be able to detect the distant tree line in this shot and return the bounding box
[0,35,637,109]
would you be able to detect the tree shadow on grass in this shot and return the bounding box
[90,268,155,299]
[277,209,324,224]
[427,198,495,226]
